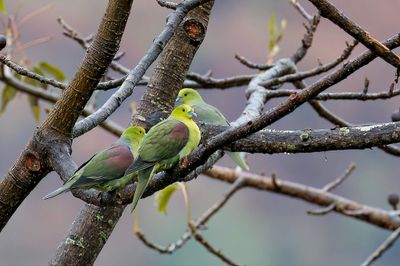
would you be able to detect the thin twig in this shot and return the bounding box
[290,0,313,22]
[322,163,356,192]
[234,54,274,70]
[186,72,254,88]
[1,67,123,136]
[307,202,336,215]
[189,222,241,266]
[135,175,244,254]
[0,54,67,88]
[361,226,400,266]
[291,12,321,63]
[264,40,358,88]
[156,0,178,9]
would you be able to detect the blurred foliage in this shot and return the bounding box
[0,0,6,15]
[267,13,286,63]
[0,61,65,121]
[154,182,190,222]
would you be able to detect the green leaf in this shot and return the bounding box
[38,61,66,81]
[280,18,287,32]
[28,95,40,122]
[1,85,17,114]
[154,184,179,215]
[268,13,276,38]
[0,0,6,15]
[268,39,276,53]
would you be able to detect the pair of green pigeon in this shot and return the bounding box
[44,89,248,211]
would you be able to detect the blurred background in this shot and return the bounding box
[1,0,400,265]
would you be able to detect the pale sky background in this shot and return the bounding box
[1,1,400,265]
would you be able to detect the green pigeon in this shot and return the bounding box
[43,126,146,199]
[176,88,249,170]
[125,104,201,211]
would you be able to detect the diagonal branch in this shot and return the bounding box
[70,33,400,208]
[308,0,400,69]
[72,0,213,138]
[361,226,400,266]
[52,1,215,265]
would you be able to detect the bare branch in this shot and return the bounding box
[71,34,400,207]
[205,166,400,231]
[262,87,400,101]
[234,53,274,70]
[156,0,178,9]
[291,13,321,63]
[308,0,400,69]
[307,202,336,215]
[0,54,67,89]
[290,0,313,22]
[309,100,400,156]
[186,72,254,89]
[361,227,400,266]
[135,174,243,254]
[322,163,356,192]
[72,0,213,138]
[189,222,241,266]
[263,40,358,88]
[1,69,123,137]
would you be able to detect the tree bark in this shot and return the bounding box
[50,2,215,265]
[0,0,133,231]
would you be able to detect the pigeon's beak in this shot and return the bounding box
[175,96,183,107]
[188,111,197,118]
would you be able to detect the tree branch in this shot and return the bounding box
[72,0,213,138]
[205,166,400,231]
[53,1,215,265]
[0,0,133,233]
[308,0,400,69]
[361,226,400,266]
[70,34,400,208]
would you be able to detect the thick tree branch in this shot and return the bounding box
[200,122,400,154]
[53,1,215,265]
[0,0,133,232]
[70,34,400,208]
[309,100,400,156]
[49,205,124,266]
[72,0,213,138]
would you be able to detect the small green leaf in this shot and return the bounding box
[154,184,179,215]
[268,39,276,53]
[28,95,40,122]
[280,18,287,32]
[268,13,276,38]
[38,61,66,81]
[1,85,17,114]
[0,0,6,15]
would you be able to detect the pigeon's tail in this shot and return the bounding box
[227,151,249,171]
